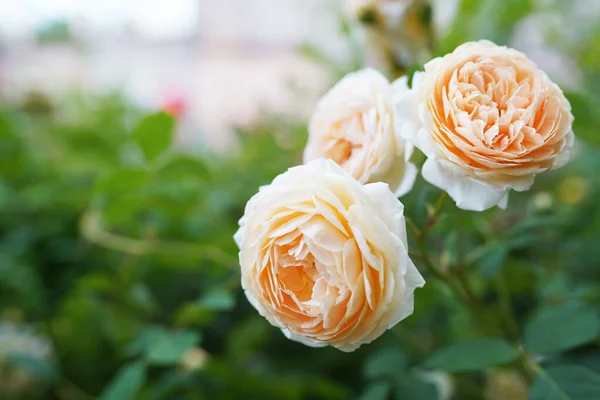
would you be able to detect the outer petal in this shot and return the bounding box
[393,73,422,145]
[362,181,406,241]
[551,130,575,169]
[422,158,509,211]
[394,253,426,324]
[282,329,328,349]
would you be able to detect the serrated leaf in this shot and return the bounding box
[132,112,174,163]
[529,365,600,400]
[364,348,407,379]
[100,361,146,400]
[146,330,200,366]
[358,382,390,400]
[524,306,600,355]
[423,338,519,372]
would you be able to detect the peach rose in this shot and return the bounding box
[397,40,574,211]
[304,69,417,197]
[234,159,424,351]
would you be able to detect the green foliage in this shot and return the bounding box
[529,365,600,400]
[362,347,438,399]
[146,330,201,366]
[100,361,147,400]
[131,112,175,163]
[524,306,600,355]
[364,349,407,379]
[423,338,519,373]
[393,376,438,400]
[358,382,390,400]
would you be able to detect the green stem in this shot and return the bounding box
[412,193,499,334]
[411,191,534,386]
[420,192,448,238]
[407,192,536,384]
[80,211,237,270]
[517,353,537,385]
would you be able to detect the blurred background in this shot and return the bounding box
[2,0,600,399]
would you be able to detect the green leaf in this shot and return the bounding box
[102,195,144,225]
[198,288,236,311]
[124,326,164,357]
[100,361,146,400]
[423,338,519,372]
[158,154,210,180]
[358,382,391,400]
[478,245,508,279]
[565,348,600,374]
[131,112,174,163]
[95,168,148,195]
[394,376,438,400]
[524,306,600,355]
[227,316,271,358]
[128,283,158,314]
[529,365,600,400]
[364,348,407,380]
[146,330,201,366]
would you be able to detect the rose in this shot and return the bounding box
[234,158,424,351]
[304,69,417,197]
[397,40,575,211]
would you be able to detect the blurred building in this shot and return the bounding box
[0,0,350,149]
[1,0,597,149]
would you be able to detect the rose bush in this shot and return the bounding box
[235,158,424,351]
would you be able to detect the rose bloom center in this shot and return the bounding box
[324,107,381,167]
[431,55,559,166]
[254,200,384,337]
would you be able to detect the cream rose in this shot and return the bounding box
[304,69,417,197]
[234,158,424,351]
[397,40,575,211]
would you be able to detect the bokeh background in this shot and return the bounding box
[2,0,600,399]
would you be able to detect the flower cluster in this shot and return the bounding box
[235,40,574,351]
